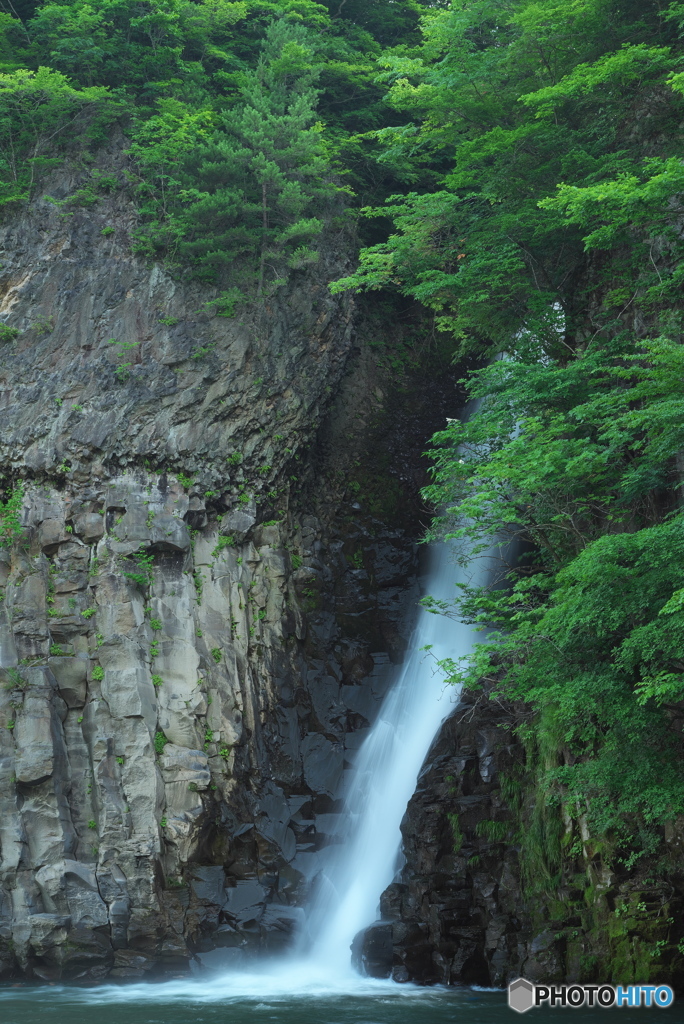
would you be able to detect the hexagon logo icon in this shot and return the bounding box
[509,977,535,1013]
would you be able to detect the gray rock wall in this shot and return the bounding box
[0,162,425,981]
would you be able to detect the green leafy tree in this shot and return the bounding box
[130,16,338,286]
[0,66,109,205]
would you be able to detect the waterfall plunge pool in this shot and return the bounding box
[0,975,679,1024]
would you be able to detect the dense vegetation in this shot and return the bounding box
[2,0,684,946]
[0,0,434,290]
[333,0,684,892]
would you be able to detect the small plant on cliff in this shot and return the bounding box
[91,665,104,681]
[49,643,63,656]
[0,324,19,343]
[122,549,155,588]
[447,812,463,854]
[87,819,97,830]
[151,674,163,688]
[176,473,196,489]
[219,746,231,761]
[109,338,138,381]
[211,648,222,663]
[32,314,54,335]
[6,720,14,731]
[3,668,25,691]
[81,608,96,619]
[154,731,168,755]
[160,816,168,828]
[212,534,235,558]
[0,484,23,548]
[226,452,242,466]
[475,820,510,843]
[149,618,162,631]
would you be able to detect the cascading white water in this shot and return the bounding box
[300,537,497,979]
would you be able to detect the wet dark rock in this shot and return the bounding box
[351,921,394,979]
[381,693,529,987]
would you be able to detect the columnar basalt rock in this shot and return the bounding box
[0,162,433,980]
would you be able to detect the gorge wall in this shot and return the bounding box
[368,690,684,992]
[0,159,457,982]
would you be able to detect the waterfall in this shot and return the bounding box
[299,537,497,979]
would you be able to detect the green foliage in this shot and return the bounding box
[0,67,111,206]
[424,329,684,859]
[154,730,168,755]
[176,472,196,488]
[0,483,23,548]
[49,643,63,656]
[212,533,235,557]
[32,314,54,334]
[0,323,19,342]
[122,548,155,587]
[81,608,96,619]
[128,16,339,288]
[151,673,163,687]
[447,811,462,854]
[109,337,138,382]
[0,0,438,275]
[149,617,162,631]
[91,665,104,681]
[332,0,684,354]
[301,0,684,879]
[475,819,510,843]
[3,667,25,691]
[211,647,222,663]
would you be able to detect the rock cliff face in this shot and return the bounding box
[373,690,684,991]
[0,162,451,981]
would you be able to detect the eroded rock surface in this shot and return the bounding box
[377,690,684,990]
[0,160,440,981]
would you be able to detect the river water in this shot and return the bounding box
[0,975,679,1024]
